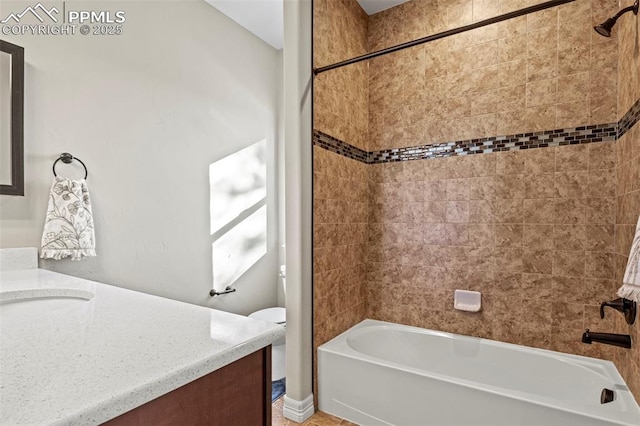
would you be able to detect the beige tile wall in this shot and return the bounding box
[366,143,622,361]
[368,0,619,150]
[314,146,369,345]
[313,0,370,404]
[613,0,640,400]
[314,0,369,151]
[313,0,640,404]
[614,125,640,399]
[313,146,369,403]
[615,0,639,117]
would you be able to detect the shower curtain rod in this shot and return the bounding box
[313,0,576,75]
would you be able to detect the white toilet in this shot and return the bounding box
[249,306,286,381]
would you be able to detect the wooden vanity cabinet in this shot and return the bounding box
[105,346,272,426]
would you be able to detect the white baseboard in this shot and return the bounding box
[283,394,315,423]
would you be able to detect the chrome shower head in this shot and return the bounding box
[594,0,639,37]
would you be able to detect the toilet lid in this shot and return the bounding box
[249,307,286,324]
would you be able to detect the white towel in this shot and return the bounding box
[41,177,96,261]
[618,215,640,302]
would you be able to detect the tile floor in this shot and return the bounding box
[272,397,356,426]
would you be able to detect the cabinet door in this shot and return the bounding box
[105,346,272,426]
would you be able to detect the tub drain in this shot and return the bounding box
[601,388,615,404]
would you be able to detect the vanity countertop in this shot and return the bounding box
[0,268,285,425]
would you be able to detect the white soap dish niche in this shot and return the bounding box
[454,290,481,312]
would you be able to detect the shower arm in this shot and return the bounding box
[313,0,577,75]
[614,1,639,20]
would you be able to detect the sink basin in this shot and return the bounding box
[0,289,95,327]
[0,288,94,304]
[1,295,92,313]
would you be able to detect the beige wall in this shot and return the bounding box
[367,144,620,362]
[312,0,370,405]
[313,0,640,403]
[284,0,314,417]
[368,0,619,150]
[615,124,640,398]
[314,0,369,151]
[313,146,368,345]
[613,0,640,400]
[0,1,282,315]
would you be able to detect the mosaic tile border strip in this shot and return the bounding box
[369,123,617,163]
[313,123,617,164]
[314,130,369,162]
[619,98,640,138]
[313,99,639,164]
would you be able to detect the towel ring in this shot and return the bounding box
[52,153,88,180]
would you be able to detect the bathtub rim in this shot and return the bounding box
[318,319,640,426]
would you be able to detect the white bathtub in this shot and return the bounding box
[318,319,640,426]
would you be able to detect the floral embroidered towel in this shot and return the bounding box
[618,215,640,302]
[41,177,96,261]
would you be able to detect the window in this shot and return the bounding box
[209,140,267,290]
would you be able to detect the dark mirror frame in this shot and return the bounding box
[0,40,24,196]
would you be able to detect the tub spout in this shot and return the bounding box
[582,329,631,349]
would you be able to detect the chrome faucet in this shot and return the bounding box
[582,329,632,349]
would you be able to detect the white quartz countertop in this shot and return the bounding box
[0,269,285,425]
